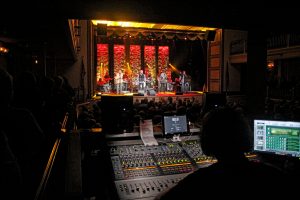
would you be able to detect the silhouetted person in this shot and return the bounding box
[157,106,287,199]
[62,75,75,98]
[13,71,43,120]
[39,76,56,143]
[0,130,22,200]
[51,75,73,125]
[0,68,45,199]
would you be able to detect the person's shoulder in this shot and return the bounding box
[8,106,43,132]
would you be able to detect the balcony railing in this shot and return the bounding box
[230,33,300,55]
[268,33,300,49]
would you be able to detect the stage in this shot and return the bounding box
[94,90,204,104]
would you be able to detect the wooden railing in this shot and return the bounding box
[34,112,70,200]
[34,138,61,200]
[268,32,300,49]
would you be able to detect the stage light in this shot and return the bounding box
[267,60,275,70]
[0,41,9,54]
[168,63,180,73]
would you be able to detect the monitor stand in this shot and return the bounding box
[171,134,181,142]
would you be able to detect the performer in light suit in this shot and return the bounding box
[122,71,129,91]
[138,69,146,92]
[115,69,123,94]
[159,69,167,92]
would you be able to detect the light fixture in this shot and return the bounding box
[267,60,275,70]
[0,41,9,54]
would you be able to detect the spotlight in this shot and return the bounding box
[0,41,9,54]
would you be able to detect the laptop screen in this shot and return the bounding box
[163,115,189,137]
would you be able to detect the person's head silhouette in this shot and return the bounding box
[0,68,13,108]
[200,106,251,163]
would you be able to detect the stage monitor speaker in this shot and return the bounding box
[137,90,145,96]
[147,89,156,96]
[97,24,107,36]
[205,30,216,41]
[100,95,134,134]
[175,92,183,95]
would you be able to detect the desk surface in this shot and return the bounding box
[105,126,200,139]
[78,125,201,141]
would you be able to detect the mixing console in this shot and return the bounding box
[114,174,185,200]
[108,137,216,199]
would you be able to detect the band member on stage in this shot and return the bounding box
[179,70,188,93]
[115,69,123,94]
[138,69,146,91]
[104,72,111,83]
[174,77,181,92]
[159,69,167,92]
[167,75,173,91]
[122,71,129,91]
[146,73,153,90]
[97,78,106,92]
[103,72,112,92]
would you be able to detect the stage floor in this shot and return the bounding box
[94,90,204,103]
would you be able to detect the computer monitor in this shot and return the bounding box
[163,115,189,138]
[253,119,300,158]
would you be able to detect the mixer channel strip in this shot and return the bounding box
[114,173,189,200]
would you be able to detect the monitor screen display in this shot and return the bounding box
[163,115,188,137]
[253,119,300,157]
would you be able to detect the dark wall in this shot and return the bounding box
[100,95,134,134]
[170,40,207,90]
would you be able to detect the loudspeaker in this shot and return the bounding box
[97,24,107,36]
[147,89,156,96]
[137,90,145,96]
[175,92,183,95]
[101,95,134,134]
[205,30,216,41]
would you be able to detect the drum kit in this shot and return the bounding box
[99,77,112,93]
[103,83,111,92]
